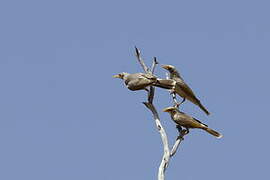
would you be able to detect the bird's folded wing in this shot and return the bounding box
[193,118,208,127]
[177,81,199,100]
[141,73,157,80]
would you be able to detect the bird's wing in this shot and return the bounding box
[125,73,146,82]
[140,73,157,80]
[125,75,154,90]
[193,117,208,127]
[177,80,198,100]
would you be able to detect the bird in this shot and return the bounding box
[113,72,176,91]
[163,106,222,138]
[162,64,210,115]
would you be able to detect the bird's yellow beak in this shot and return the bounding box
[162,64,175,70]
[161,65,170,70]
[163,107,176,112]
[113,74,121,78]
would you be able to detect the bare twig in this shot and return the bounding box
[151,57,158,73]
[135,46,149,73]
[148,58,158,103]
[171,93,179,107]
[170,136,184,157]
[170,126,188,157]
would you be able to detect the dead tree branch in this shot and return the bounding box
[135,48,170,180]
[133,47,188,179]
[170,126,188,157]
[151,57,158,73]
[143,102,170,180]
[135,46,149,73]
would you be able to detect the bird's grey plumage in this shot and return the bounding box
[162,65,210,115]
[113,72,176,91]
[123,73,157,90]
[163,107,222,138]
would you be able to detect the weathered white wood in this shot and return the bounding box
[135,47,187,180]
[170,128,187,157]
[171,137,182,157]
[143,102,170,180]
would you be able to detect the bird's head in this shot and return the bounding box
[112,72,128,79]
[161,64,175,72]
[163,106,178,114]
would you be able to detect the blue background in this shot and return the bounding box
[0,0,269,179]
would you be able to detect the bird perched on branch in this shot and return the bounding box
[113,72,176,91]
[163,107,222,138]
[162,65,210,115]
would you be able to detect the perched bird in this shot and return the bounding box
[113,72,176,91]
[163,107,222,138]
[162,64,210,115]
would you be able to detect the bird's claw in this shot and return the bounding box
[176,125,182,132]
[184,129,189,135]
[180,129,189,136]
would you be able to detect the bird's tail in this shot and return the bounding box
[198,102,210,116]
[153,79,175,89]
[202,127,223,138]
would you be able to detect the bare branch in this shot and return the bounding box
[170,136,183,157]
[148,86,155,104]
[135,46,149,73]
[170,126,188,157]
[148,58,158,103]
[133,47,187,180]
[134,50,170,180]
[143,102,170,180]
[151,57,159,73]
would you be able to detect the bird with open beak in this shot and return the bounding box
[162,64,210,115]
[163,106,222,138]
[113,72,176,91]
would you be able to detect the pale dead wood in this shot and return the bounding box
[135,47,171,180]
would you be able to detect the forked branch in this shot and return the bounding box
[135,47,187,180]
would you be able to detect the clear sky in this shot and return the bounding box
[0,0,269,179]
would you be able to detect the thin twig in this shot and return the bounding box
[172,93,179,107]
[135,46,149,73]
[151,57,158,73]
[148,57,158,103]
[170,126,188,157]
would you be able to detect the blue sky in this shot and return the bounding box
[0,0,269,179]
